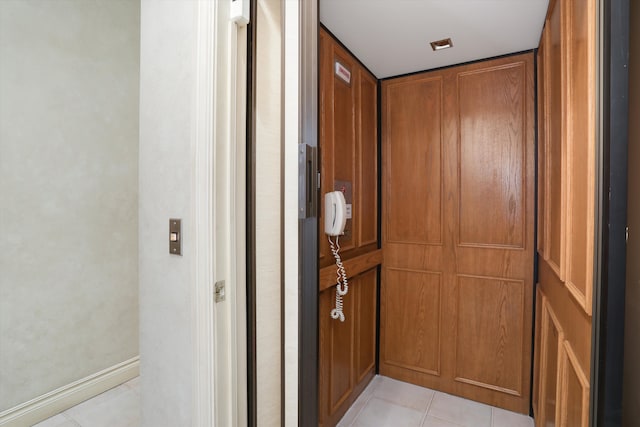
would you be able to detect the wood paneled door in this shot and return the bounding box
[319,28,378,269]
[533,0,596,426]
[318,269,377,427]
[380,53,535,413]
[318,28,380,427]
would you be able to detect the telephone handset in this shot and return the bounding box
[324,191,347,236]
[324,191,348,322]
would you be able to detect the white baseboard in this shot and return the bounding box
[0,356,139,427]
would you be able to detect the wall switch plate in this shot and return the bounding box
[169,219,182,255]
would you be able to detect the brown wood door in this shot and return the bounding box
[319,268,377,427]
[380,53,535,413]
[533,0,595,426]
[318,29,380,427]
[319,29,378,269]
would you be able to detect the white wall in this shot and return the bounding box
[138,1,196,425]
[0,0,139,414]
[139,0,248,424]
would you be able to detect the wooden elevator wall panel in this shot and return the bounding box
[319,29,379,269]
[384,77,443,245]
[543,324,559,427]
[537,38,546,257]
[535,266,592,426]
[560,342,590,427]
[318,270,377,427]
[358,71,378,247]
[331,50,357,251]
[381,269,441,375]
[534,0,595,424]
[455,276,525,396]
[355,269,377,383]
[318,28,379,427]
[565,0,595,314]
[532,287,544,417]
[546,0,565,279]
[537,296,563,427]
[457,64,526,248]
[538,262,592,378]
[563,364,588,427]
[328,285,355,412]
[381,53,534,414]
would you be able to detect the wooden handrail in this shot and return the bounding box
[319,249,383,292]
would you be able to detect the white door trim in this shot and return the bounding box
[283,0,300,425]
[191,1,248,426]
[192,1,218,425]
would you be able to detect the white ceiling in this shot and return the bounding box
[320,0,550,79]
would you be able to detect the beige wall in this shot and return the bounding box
[0,0,140,412]
[623,2,640,426]
[255,0,283,424]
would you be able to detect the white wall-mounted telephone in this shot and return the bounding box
[324,191,349,322]
[324,191,347,236]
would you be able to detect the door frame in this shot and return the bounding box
[247,1,314,425]
[194,1,249,425]
[297,1,631,426]
[190,1,248,426]
[297,1,320,426]
[590,0,629,426]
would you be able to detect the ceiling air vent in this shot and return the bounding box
[430,38,453,51]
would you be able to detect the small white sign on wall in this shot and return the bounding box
[335,61,351,85]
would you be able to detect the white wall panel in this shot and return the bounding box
[0,0,139,414]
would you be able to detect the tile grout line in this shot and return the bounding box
[344,377,381,427]
[345,376,530,427]
[61,411,83,427]
[418,391,436,426]
[429,414,466,427]
[369,377,441,414]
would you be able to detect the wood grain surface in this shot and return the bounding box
[381,53,535,413]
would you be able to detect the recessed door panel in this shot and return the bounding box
[359,72,378,247]
[455,275,525,395]
[356,269,377,382]
[538,296,563,427]
[332,52,357,250]
[565,0,595,313]
[328,284,354,412]
[384,77,443,245]
[537,39,546,257]
[458,64,526,249]
[560,342,589,427]
[547,0,565,279]
[382,268,441,375]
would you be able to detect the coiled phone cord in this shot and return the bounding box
[329,235,348,322]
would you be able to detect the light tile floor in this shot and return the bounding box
[33,377,139,427]
[337,376,534,427]
[34,375,533,427]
